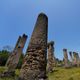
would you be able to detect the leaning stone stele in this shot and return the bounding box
[2,34,27,77]
[19,13,48,80]
[5,36,22,69]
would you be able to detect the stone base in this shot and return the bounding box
[47,67,54,73]
[18,75,48,80]
[64,65,71,69]
[17,77,48,80]
[0,71,15,77]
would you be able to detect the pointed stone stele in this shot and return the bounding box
[18,13,48,80]
[1,34,27,77]
[47,41,56,73]
[63,49,69,68]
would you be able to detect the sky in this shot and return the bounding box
[0,0,80,60]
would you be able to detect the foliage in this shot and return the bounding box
[0,50,10,66]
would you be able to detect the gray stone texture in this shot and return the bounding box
[5,34,27,72]
[63,49,69,68]
[47,41,56,72]
[73,52,77,67]
[19,13,48,80]
[69,51,74,66]
[73,52,80,67]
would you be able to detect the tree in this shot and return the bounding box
[0,50,10,66]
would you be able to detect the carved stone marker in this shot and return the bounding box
[63,49,69,68]
[19,13,48,80]
[47,41,56,72]
[3,34,27,77]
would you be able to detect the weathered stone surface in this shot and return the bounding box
[0,71,15,77]
[14,36,22,50]
[76,53,80,67]
[69,52,73,62]
[19,13,48,80]
[47,41,56,72]
[63,49,69,68]
[73,52,77,67]
[69,51,73,66]
[5,36,21,68]
[5,34,27,73]
[73,52,80,67]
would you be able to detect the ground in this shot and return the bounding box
[0,67,80,80]
[48,67,80,80]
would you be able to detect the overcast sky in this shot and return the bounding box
[0,0,80,60]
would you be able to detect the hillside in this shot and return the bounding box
[48,67,80,80]
[0,67,80,80]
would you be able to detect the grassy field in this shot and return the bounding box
[0,67,80,80]
[48,67,80,80]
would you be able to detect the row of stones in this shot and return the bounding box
[63,49,80,68]
[1,12,80,80]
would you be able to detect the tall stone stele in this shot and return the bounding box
[5,34,27,72]
[47,41,56,72]
[63,49,69,68]
[19,13,48,80]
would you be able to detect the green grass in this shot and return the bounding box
[0,67,80,80]
[0,67,19,80]
[48,67,80,80]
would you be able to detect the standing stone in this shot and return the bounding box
[19,13,48,80]
[69,52,73,62]
[73,52,80,67]
[76,53,80,67]
[73,52,77,67]
[47,41,56,72]
[63,49,69,68]
[14,36,22,50]
[5,34,27,73]
[5,36,21,67]
[69,51,73,66]
[0,36,22,77]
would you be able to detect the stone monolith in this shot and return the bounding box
[63,49,69,68]
[19,13,48,80]
[47,41,56,72]
[3,34,27,77]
